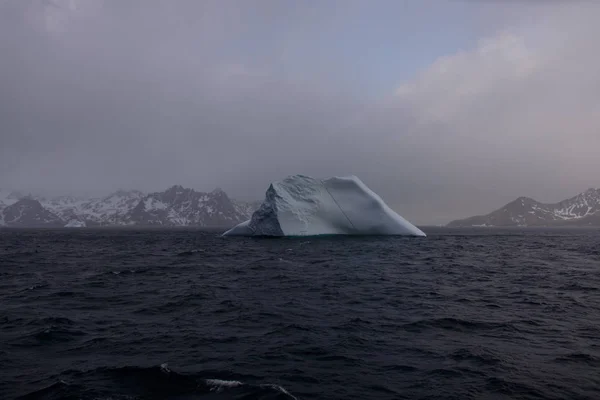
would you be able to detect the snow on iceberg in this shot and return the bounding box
[223,175,425,237]
[64,220,86,228]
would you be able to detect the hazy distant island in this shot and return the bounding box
[0,186,259,228]
[447,188,600,227]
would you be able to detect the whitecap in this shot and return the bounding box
[205,379,243,392]
[260,383,299,400]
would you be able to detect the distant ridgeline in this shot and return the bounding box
[0,186,259,228]
[448,188,600,227]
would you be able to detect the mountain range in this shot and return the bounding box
[0,186,259,228]
[448,188,600,227]
[4,185,600,229]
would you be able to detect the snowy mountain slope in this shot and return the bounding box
[37,190,144,226]
[448,188,600,227]
[0,189,27,226]
[79,190,145,225]
[127,186,250,227]
[39,195,92,223]
[1,198,64,227]
[0,186,257,228]
[0,189,24,208]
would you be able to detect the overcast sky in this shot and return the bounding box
[1,0,599,224]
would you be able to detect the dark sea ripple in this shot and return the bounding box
[1,227,600,399]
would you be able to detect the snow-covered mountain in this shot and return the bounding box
[1,198,64,228]
[64,190,145,226]
[0,186,258,228]
[447,188,600,227]
[127,186,248,227]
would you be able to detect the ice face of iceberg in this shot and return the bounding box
[64,220,86,228]
[223,175,425,237]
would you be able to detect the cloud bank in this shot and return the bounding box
[1,0,599,224]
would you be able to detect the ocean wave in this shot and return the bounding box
[177,249,206,256]
[15,364,299,400]
[554,352,600,366]
[3,229,600,399]
[401,317,514,333]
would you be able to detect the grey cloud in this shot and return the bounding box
[1,0,599,224]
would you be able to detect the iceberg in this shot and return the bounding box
[223,175,425,237]
[64,220,86,228]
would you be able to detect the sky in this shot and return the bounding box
[1,0,599,225]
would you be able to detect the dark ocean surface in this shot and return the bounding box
[1,227,600,399]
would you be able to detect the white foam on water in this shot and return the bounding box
[260,383,300,400]
[205,379,243,392]
[204,378,297,398]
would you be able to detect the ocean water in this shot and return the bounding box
[1,227,600,400]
